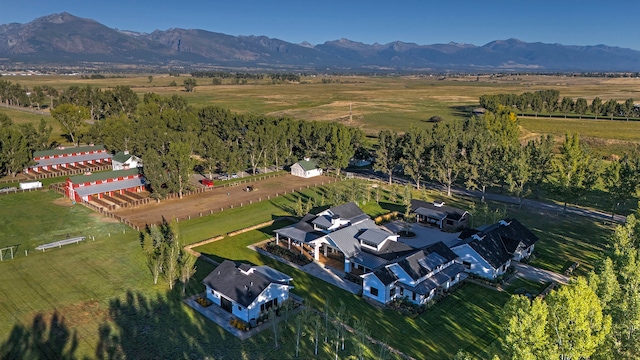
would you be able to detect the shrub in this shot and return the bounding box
[261,241,312,266]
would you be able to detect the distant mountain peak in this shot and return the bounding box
[0,13,639,71]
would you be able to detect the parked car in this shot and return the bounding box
[201,178,214,187]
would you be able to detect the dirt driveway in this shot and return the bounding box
[113,174,335,227]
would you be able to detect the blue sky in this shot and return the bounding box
[3,0,640,49]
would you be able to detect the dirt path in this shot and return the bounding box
[113,174,335,227]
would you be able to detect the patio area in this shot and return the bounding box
[184,294,303,340]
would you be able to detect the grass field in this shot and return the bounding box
[0,180,617,358]
[194,224,509,358]
[6,74,640,137]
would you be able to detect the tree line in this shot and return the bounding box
[493,210,640,360]
[89,94,364,200]
[479,90,639,120]
[374,109,640,217]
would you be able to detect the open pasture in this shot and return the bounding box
[6,74,640,136]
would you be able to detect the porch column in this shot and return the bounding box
[314,243,320,260]
[288,238,291,250]
[275,233,279,245]
[323,245,328,257]
[344,259,351,273]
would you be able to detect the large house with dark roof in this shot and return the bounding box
[410,199,470,231]
[290,157,323,178]
[451,219,539,280]
[202,260,293,323]
[26,144,112,174]
[275,202,418,273]
[361,242,466,305]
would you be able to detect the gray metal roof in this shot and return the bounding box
[325,202,367,222]
[311,215,333,229]
[31,152,112,168]
[350,251,389,270]
[418,252,448,271]
[74,177,145,197]
[274,224,323,243]
[358,228,391,246]
[326,226,361,257]
[254,266,293,283]
[414,207,448,220]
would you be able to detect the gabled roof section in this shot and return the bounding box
[397,241,457,281]
[324,202,367,222]
[357,228,391,247]
[34,144,106,158]
[457,218,537,269]
[326,226,361,257]
[202,260,289,308]
[311,215,333,229]
[410,199,468,221]
[112,151,133,163]
[274,216,324,243]
[69,168,141,184]
[295,159,319,172]
[370,267,398,286]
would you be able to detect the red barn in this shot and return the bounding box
[26,144,112,174]
[65,168,145,203]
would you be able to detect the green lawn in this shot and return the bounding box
[0,190,130,250]
[508,208,614,276]
[194,222,509,359]
[0,181,616,358]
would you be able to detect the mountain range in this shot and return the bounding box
[1,12,639,72]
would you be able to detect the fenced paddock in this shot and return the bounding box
[111,174,339,229]
[35,236,86,251]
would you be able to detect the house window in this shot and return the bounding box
[238,305,242,311]
[370,287,379,297]
[412,292,417,301]
[389,287,395,298]
[463,261,472,269]
[400,288,404,296]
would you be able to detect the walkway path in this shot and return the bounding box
[250,243,361,295]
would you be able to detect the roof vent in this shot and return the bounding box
[303,157,310,161]
[433,201,445,207]
[250,281,253,287]
[472,234,484,241]
[124,150,129,155]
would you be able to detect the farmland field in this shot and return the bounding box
[5,74,640,137]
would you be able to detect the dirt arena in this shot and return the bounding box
[112,174,335,227]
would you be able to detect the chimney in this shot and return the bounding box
[124,150,129,155]
[304,157,310,161]
[433,201,445,207]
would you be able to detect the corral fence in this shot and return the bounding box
[79,176,343,231]
[0,186,46,196]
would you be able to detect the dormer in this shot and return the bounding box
[433,201,445,207]
[238,263,254,275]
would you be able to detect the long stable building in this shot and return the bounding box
[65,168,145,202]
[26,145,112,174]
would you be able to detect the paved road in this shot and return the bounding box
[512,262,570,285]
[348,168,626,224]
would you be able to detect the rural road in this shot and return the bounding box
[348,168,626,224]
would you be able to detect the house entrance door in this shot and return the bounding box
[221,297,232,313]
